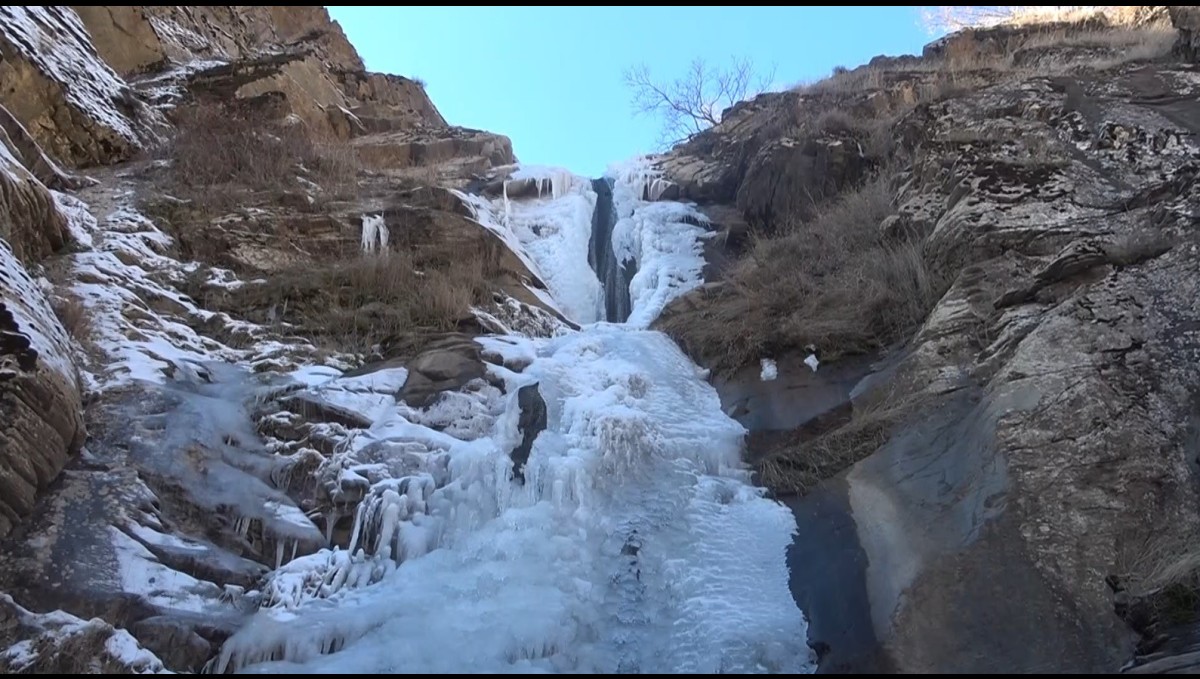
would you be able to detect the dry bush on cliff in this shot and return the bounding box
[756,382,923,495]
[196,249,492,355]
[168,103,359,210]
[659,173,946,377]
[50,292,91,341]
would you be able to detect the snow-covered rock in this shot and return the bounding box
[0,6,160,166]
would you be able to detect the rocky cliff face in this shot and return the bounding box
[657,7,1200,674]
[0,5,557,672]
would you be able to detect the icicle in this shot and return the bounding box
[376,489,401,560]
[347,502,366,554]
[360,214,386,253]
[275,541,285,570]
[360,215,378,252]
[502,180,512,226]
[378,220,390,249]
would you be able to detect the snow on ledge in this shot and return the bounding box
[0,239,77,383]
[0,7,143,145]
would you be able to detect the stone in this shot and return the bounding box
[400,337,487,408]
[510,383,547,481]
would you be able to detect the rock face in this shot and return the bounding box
[0,6,159,167]
[659,8,1200,674]
[0,135,82,539]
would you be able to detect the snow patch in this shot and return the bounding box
[760,358,778,382]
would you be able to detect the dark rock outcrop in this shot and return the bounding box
[399,335,487,408]
[510,383,546,481]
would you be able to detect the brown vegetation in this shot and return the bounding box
[194,246,500,356]
[756,381,925,495]
[167,103,360,212]
[660,173,947,377]
[50,292,90,341]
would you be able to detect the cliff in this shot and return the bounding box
[655,6,1200,673]
[0,5,558,671]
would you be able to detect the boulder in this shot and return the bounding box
[400,336,486,408]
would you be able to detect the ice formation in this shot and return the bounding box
[207,156,814,673]
[456,158,708,328]
[215,328,813,674]
[4,150,812,674]
[761,358,779,382]
[359,214,388,253]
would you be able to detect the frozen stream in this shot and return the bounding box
[38,160,813,674]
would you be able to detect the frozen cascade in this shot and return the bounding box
[214,157,815,674]
[588,177,634,323]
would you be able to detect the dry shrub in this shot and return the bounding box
[220,249,492,355]
[168,103,359,211]
[660,173,947,376]
[1116,524,1200,625]
[50,293,91,341]
[919,6,1161,34]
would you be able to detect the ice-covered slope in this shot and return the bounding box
[216,325,812,673]
[201,158,813,673]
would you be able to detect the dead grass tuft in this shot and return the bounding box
[660,173,948,376]
[167,103,360,213]
[200,248,496,355]
[756,382,924,495]
[50,292,91,341]
[1117,526,1200,625]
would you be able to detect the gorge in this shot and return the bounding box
[1,4,1200,675]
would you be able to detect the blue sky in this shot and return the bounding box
[327,6,940,176]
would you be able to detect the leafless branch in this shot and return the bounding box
[622,57,776,149]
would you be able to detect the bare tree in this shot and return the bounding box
[623,57,776,148]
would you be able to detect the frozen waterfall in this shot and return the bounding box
[215,158,815,674]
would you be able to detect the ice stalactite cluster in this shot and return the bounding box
[359,214,388,253]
